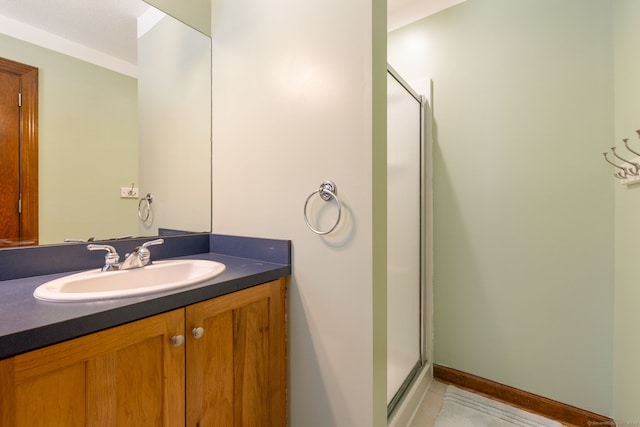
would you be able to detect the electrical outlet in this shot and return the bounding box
[120,186,139,198]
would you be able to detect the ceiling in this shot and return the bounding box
[388,0,466,31]
[0,0,465,66]
[0,0,150,64]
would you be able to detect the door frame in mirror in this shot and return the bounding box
[0,57,38,247]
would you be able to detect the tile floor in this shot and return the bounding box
[408,380,573,427]
[408,380,447,426]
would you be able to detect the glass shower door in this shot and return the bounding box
[386,66,423,412]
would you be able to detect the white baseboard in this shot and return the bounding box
[388,363,433,427]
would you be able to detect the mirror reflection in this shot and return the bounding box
[0,0,212,247]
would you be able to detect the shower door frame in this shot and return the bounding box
[386,64,431,417]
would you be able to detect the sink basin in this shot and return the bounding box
[33,259,226,302]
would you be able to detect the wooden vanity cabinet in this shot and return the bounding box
[0,308,185,426]
[186,277,287,426]
[0,278,286,427]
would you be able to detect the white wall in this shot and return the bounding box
[389,0,614,415]
[210,0,387,425]
[138,15,211,236]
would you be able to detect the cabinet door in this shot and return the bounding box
[0,309,185,427]
[186,278,286,427]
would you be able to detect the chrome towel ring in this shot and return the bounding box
[138,193,153,222]
[303,181,342,235]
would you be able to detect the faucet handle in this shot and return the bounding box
[137,238,164,266]
[141,238,164,249]
[87,244,120,271]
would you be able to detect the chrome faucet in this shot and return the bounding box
[87,238,164,271]
[120,239,164,270]
[87,244,120,272]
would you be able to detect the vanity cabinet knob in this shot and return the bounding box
[171,335,185,347]
[192,327,205,339]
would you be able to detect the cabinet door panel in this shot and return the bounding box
[186,279,286,427]
[115,335,165,425]
[234,298,270,425]
[16,362,86,426]
[188,307,235,426]
[0,309,185,427]
[86,353,117,425]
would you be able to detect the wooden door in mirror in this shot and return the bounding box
[0,57,38,247]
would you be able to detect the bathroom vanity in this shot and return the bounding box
[0,234,290,426]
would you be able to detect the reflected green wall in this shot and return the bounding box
[144,0,210,36]
[0,34,138,243]
[389,0,614,415]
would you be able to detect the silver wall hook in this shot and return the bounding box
[610,147,639,175]
[624,137,640,157]
[604,131,640,184]
[603,152,629,179]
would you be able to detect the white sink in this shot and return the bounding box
[33,259,226,302]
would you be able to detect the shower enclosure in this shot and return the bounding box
[386,65,428,416]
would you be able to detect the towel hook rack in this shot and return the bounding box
[603,130,640,184]
[623,137,640,157]
[602,152,629,179]
[610,146,639,175]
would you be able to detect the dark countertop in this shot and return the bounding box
[0,234,291,359]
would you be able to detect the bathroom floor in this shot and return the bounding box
[409,380,575,427]
[408,380,447,426]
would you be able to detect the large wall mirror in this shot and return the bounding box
[0,0,212,247]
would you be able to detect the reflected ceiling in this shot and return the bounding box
[0,0,150,65]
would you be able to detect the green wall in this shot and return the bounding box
[389,0,614,415]
[613,0,640,421]
[0,34,138,244]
